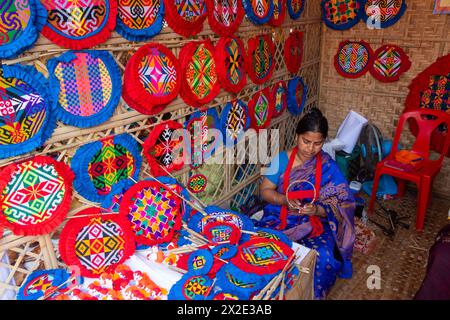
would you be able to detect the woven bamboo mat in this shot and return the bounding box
[328,191,450,300]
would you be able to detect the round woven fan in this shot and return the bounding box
[40,0,117,49]
[59,207,136,278]
[179,40,221,108]
[143,120,184,176]
[119,178,183,246]
[287,76,308,116]
[211,291,244,300]
[287,0,305,19]
[240,227,293,246]
[334,40,374,79]
[215,37,247,94]
[71,133,142,203]
[123,43,181,115]
[184,108,221,166]
[231,238,294,275]
[0,156,73,236]
[17,268,73,300]
[369,44,411,83]
[211,243,238,260]
[187,174,208,194]
[321,0,362,30]
[163,0,207,37]
[284,30,304,74]
[242,0,274,25]
[220,99,251,146]
[216,263,264,299]
[0,0,47,59]
[0,64,56,160]
[248,88,274,131]
[187,205,255,234]
[246,35,275,85]
[361,0,407,29]
[205,0,244,37]
[268,0,286,26]
[203,221,242,245]
[168,273,214,300]
[116,0,164,41]
[47,50,121,128]
[271,81,288,118]
[187,249,214,276]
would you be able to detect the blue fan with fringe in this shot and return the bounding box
[215,263,265,299]
[168,273,214,300]
[17,268,75,300]
[0,0,47,59]
[187,249,214,276]
[287,76,308,116]
[287,0,306,20]
[321,0,363,30]
[242,0,274,25]
[0,64,56,160]
[240,227,293,247]
[47,50,122,128]
[219,99,251,148]
[360,0,407,29]
[116,0,165,41]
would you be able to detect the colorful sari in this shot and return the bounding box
[257,150,356,299]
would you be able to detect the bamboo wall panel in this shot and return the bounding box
[0,1,322,297]
[319,0,450,199]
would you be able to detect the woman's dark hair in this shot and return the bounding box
[295,107,328,138]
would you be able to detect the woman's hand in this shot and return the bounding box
[298,203,327,217]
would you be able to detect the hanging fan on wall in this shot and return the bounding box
[358,123,397,197]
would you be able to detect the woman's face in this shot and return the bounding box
[296,131,325,161]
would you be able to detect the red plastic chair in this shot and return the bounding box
[368,109,450,231]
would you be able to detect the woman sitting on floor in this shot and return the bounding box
[257,107,356,299]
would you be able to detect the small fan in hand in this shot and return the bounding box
[285,179,317,214]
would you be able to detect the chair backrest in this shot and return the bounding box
[390,109,450,164]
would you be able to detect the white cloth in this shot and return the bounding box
[335,110,368,154]
[322,138,346,160]
[0,254,16,300]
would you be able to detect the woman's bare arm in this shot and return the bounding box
[260,177,288,206]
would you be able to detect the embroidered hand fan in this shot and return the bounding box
[0,0,47,59]
[269,0,286,26]
[163,0,207,37]
[40,0,117,49]
[187,205,255,234]
[231,238,294,275]
[248,88,274,131]
[216,263,264,299]
[187,174,208,194]
[211,243,238,260]
[361,0,407,29]
[240,227,293,246]
[17,268,74,300]
[246,35,275,85]
[143,120,184,176]
[205,0,244,36]
[334,40,374,79]
[168,273,214,300]
[211,291,244,300]
[184,108,221,166]
[71,133,142,203]
[100,180,134,213]
[284,30,304,74]
[287,0,305,19]
[47,50,121,128]
[215,37,247,94]
[59,207,136,278]
[0,64,56,159]
[179,40,221,108]
[203,221,242,245]
[119,178,183,245]
[287,76,308,116]
[123,43,181,115]
[116,0,164,41]
[220,99,251,146]
[242,0,274,25]
[0,156,73,236]
[271,80,288,118]
[321,0,362,30]
[403,54,450,157]
[187,249,214,275]
[369,44,411,83]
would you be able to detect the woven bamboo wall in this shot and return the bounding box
[319,0,450,199]
[0,2,323,298]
